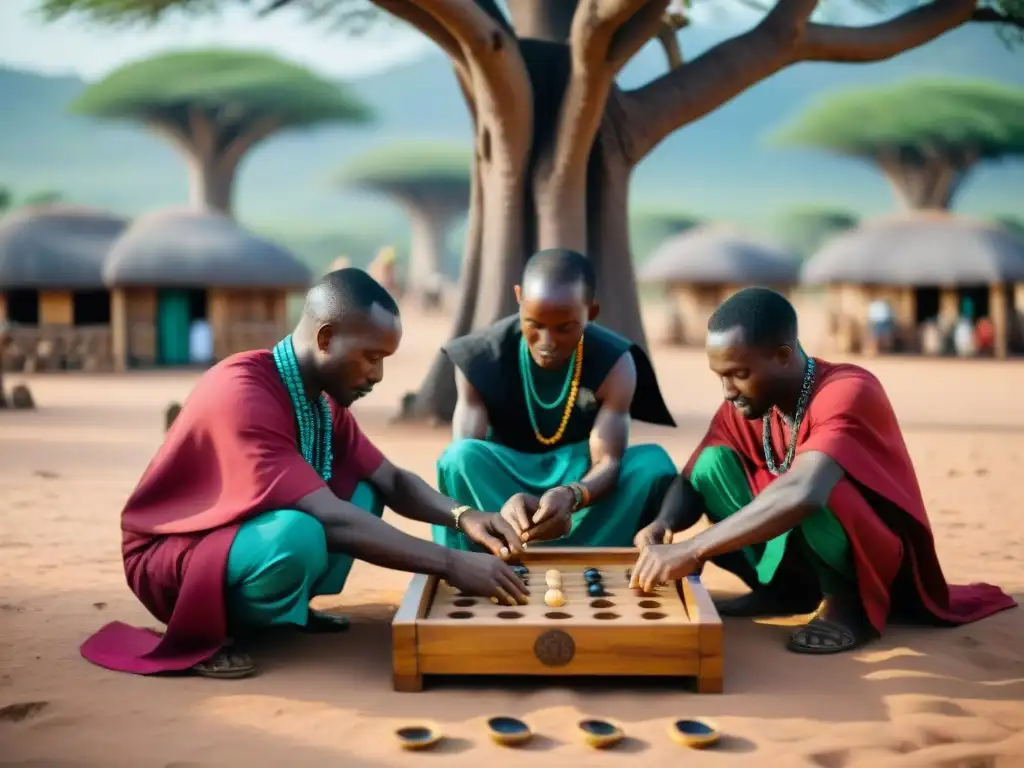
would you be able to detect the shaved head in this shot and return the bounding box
[514,248,599,370]
[302,267,400,327]
[294,267,402,407]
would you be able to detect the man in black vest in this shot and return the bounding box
[432,248,678,550]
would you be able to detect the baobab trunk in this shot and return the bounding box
[407,49,649,421]
[186,154,237,215]
[877,150,978,211]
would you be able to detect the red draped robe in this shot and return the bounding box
[80,351,385,675]
[683,359,1016,634]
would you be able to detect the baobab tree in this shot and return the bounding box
[772,78,1024,211]
[340,142,471,295]
[70,49,373,216]
[41,0,1024,420]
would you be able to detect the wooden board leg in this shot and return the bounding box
[393,673,424,693]
[696,654,723,693]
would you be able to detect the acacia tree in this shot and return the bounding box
[772,79,1024,211]
[70,49,372,215]
[340,142,471,292]
[42,0,1024,419]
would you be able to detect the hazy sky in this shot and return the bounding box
[0,0,791,81]
[0,0,432,81]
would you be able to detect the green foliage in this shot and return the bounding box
[340,141,472,205]
[340,141,472,186]
[71,48,372,130]
[0,187,11,213]
[771,205,860,259]
[771,78,1024,160]
[628,207,703,263]
[995,214,1024,238]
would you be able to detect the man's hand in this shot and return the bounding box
[459,510,524,559]
[526,486,576,542]
[445,550,530,606]
[633,519,674,548]
[500,493,541,541]
[630,540,702,593]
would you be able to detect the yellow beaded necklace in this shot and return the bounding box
[519,336,584,446]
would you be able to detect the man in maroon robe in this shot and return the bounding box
[81,268,528,679]
[632,287,1016,654]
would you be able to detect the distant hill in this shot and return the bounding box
[1,21,1022,271]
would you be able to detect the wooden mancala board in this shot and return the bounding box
[391,547,723,692]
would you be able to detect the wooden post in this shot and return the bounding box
[110,288,127,371]
[990,283,1008,359]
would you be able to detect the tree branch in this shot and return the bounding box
[608,0,673,67]
[549,0,666,181]
[371,0,466,65]
[654,15,685,70]
[800,0,978,61]
[624,0,981,165]
[220,117,281,170]
[371,0,531,166]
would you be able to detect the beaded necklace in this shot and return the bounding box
[272,335,333,481]
[518,335,584,446]
[762,356,816,476]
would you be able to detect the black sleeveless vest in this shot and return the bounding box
[442,315,676,454]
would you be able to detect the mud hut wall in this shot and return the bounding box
[39,291,73,326]
[209,288,289,360]
[667,284,725,346]
[0,294,6,323]
[110,287,157,369]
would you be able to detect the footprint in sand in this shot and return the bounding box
[0,701,48,723]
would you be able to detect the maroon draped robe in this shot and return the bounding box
[683,359,1016,634]
[80,351,384,675]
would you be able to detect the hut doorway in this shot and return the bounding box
[957,286,989,319]
[72,290,111,326]
[4,289,39,325]
[914,287,940,323]
[156,288,207,366]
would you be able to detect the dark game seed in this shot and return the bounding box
[587,582,607,597]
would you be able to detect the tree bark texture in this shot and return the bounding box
[149,108,280,216]
[378,0,983,422]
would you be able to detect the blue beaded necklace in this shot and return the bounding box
[272,335,333,482]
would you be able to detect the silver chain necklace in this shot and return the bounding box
[762,357,816,476]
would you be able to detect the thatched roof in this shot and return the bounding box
[801,212,1024,285]
[638,223,800,285]
[0,205,128,289]
[103,207,312,289]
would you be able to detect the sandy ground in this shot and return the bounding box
[2,299,1023,768]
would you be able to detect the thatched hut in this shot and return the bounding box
[638,223,801,346]
[802,212,1024,358]
[0,205,128,371]
[102,208,312,369]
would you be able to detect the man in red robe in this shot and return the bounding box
[81,268,528,679]
[632,287,1016,654]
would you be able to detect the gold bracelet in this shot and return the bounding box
[451,504,471,531]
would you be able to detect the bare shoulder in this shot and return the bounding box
[454,365,485,404]
[596,351,637,407]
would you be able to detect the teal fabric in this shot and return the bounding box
[224,481,384,627]
[689,445,855,593]
[432,437,677,549]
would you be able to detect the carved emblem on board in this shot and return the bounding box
[533,629,576,667]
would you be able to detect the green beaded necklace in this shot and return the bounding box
[272,335,333,482]
[518,336,579,440]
